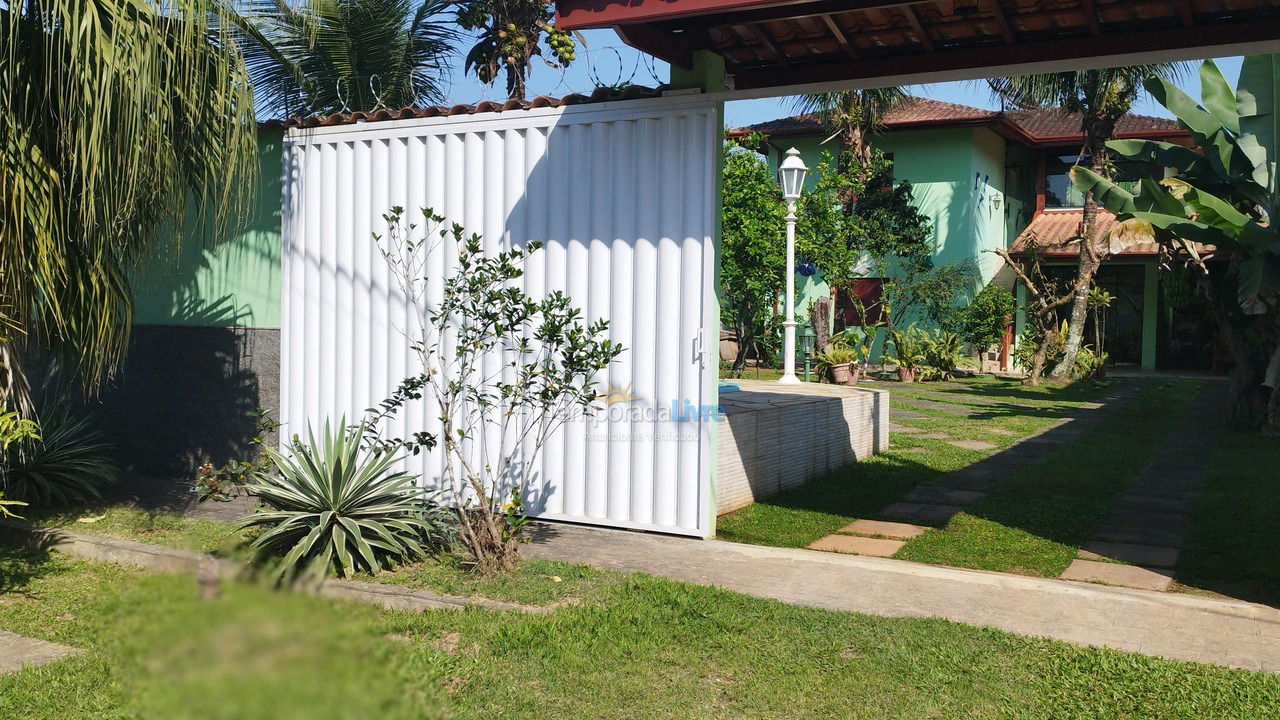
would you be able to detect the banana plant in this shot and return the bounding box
[1070,57,1279,306]
[1071,56,1279,433]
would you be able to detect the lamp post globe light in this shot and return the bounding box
[777,147,808,384]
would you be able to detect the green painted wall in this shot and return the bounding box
[772,126,1008,325]
[132,129,284,329]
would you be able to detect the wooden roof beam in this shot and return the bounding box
[987,0,1015,44]
[821,14,859,59]
[740,23,790,65]
[902,4,936,52]
[1177,0,1195,27]
[1080,0,1102,36]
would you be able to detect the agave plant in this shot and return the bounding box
[240,419,452,579]
[2,406,116,506]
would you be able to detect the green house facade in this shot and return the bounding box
[734,97,1208,372]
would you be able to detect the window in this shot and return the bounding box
[1043,152,1153,209]
[839,278,886,327]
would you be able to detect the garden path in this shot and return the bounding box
[1062,384,1228,591]
[524,521,1280,672]
[810,381,1139,552]
[0,630,79,676]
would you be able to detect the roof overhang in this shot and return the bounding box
[556,0,1280,97]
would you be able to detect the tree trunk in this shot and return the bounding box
[1053,119,1115,379]
[1026,331,1051,386]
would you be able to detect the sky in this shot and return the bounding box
[442,28,1243,130]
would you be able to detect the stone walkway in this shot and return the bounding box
[524,523,1280,672]
[1061,384,1227,592]
[807,382,1139,555]
[0,630,80,676]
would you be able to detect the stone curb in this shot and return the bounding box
[0,520,546,615]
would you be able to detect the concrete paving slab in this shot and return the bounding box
[887,423,924,433]
[880,502,962,526]
[916,432,951,440]
[808,534,905,557]
[0,631,80,676]
[1081,541,1181,569]
[1111,493,1194,514]
[934,474,998,491]
[525,523,1280,672]
[841,519,927,540]
[1060,559,1174,592]
[904,485,986,506]
[1093,523,1186,548]
[947,439,998,451]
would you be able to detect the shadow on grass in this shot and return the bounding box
[0,533,60,597]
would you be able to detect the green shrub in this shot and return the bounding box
[2,405,116,506]
[886,324,930,371]
[922,330,963,379]
[240,420,453,579]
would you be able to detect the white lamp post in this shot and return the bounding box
[777,147,808,385]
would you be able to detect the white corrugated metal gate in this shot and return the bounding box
[281,95,719,537]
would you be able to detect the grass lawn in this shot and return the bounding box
[718,378,1206,578]
[1177,429,1280,605]
[3,538,1280,719]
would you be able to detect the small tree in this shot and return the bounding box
[458,0,576,100]
[990,244,1075,383]
[720,138,786,373]
[368,207,622,572]
[952,283,1016,362]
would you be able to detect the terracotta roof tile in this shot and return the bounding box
[260,85,667,130]
[730,97,1188,144]
[1003,109,1183,141]
[731,97,997,138]
[1010,209,1213,258]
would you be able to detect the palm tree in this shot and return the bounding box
[988,65,1181,379]
[231,0,456,119]
[794,88,908,193]
[0,0,257,408]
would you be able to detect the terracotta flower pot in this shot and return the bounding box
[830,362,854,385]
[897,366,916,383]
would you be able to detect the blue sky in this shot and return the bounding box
[444,29,1242,130]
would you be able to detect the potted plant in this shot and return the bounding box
[815,345,859,384]
[887,325,929,383]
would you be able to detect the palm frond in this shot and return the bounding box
[231,0,457,119]
[0,0,257,403]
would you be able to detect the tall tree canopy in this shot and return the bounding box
[794,88,908,193]
[458,0,576,100]
[988,64,1180,381]
[0,0,258,407]
[231,0,456,119]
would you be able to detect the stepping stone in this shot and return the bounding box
[1080,541,1181,569]
[1093,522,1185,548]
[894,447,929,453]
[888,423,924,433]
[1101,509,1188,533]
[808,534,905,557]
[892,409,927,420]
[1112,493,1194,514]
[904,485,986,506]
[934,474,997,491]
[1060,559,1174,591]
[947,439,997,451]
[893,398,976,416]
[880,502,962,526]
[840,519,927,540]
[916,432,951,440]
[0,631,80,677]
[987,428,1017,436]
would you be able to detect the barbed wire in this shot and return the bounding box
[281,43,668,119]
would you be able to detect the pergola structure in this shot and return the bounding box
[555,0,1280,94]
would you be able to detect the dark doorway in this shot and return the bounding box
[1046,264,1146,365]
